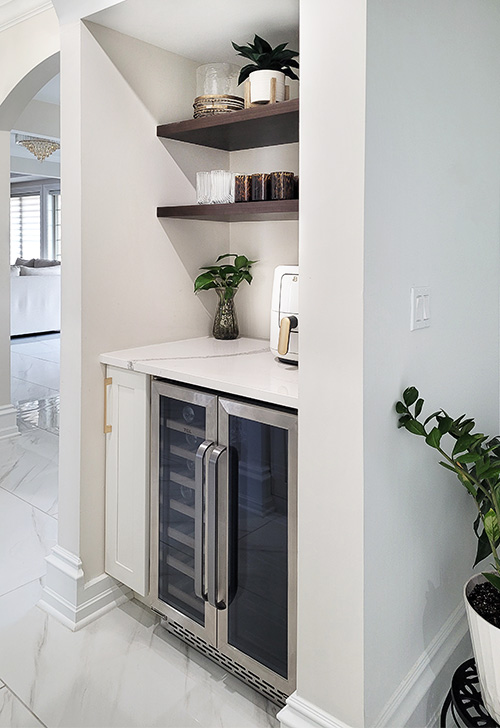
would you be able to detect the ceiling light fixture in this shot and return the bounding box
[15,134,60,162]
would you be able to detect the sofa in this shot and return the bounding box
[10,258,61,336]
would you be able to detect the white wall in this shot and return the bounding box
[293,1,367,726]
[0,10,59,107]
[363,1,500,724]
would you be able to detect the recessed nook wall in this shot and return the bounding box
[60,22,231,578]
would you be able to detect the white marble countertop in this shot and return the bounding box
[100,337,298,409]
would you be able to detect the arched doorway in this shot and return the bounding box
[0,45,61,632]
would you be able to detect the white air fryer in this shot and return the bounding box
[270,266,299,363]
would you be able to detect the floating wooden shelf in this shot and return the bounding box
[157,199,298,222]
[157,98,299,151]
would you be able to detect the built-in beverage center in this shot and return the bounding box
[101,338,298,705]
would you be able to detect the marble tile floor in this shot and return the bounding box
[11,334,60,418]
[0,334,278,727]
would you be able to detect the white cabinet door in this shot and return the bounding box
[105,366,150,596]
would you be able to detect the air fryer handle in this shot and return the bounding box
[278,315,298,356]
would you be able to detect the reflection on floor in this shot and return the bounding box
[0,334,278,727]
[11,334,60,422]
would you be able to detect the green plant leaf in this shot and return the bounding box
[402,387,419,407]
[194,271,216,289]
[425,427,442,449]
[483,572,500,594]
[475,455,491,479]
[237,64,259,84]
[484,508,500,543]
[270,42,288,56]
[397,414,411,429]
[439,461,457,473]
[479,465,500,480]
[437,415,453,434]
[461,478,478,500]
[194,254,255,294]
[276,48,299,59]
[253,34,273,54]
[414,398,424,417]
[395,401,407,415]
[403,419,426,436]
[283,68,299,81]
[234,255,248,269]
[452,434,477,457]
[461,420,476,435]
[455,452,481,464]
[474,529,493,565]
[424,410,441,426]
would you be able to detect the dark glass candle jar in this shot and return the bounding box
[251,173,270,201]
[270,171,295,200]
[234,174,251,202]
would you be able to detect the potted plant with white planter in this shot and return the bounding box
[396,387,500,722]
[231,34,299,104]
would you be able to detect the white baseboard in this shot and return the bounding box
[278,693,354,728]
[372,601,469,728]
[279,603,468,728]
[39,544,132,631]
[0,404,20,440]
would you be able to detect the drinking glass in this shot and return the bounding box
[210,170,234,204]
[210,170,223,203]
[196,171,211,204]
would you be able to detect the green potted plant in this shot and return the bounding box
[194,253,256,340]
[396,386,500,722]
[231,34,299,104]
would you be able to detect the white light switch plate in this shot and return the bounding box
[410,287,430,330]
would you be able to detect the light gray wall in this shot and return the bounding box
[363,1,500,723]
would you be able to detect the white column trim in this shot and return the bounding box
[0,404,20,441]
[39,544,132,631]
[278,693,354,728]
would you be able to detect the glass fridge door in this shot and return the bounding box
[150,380,218,645]
[216,398,297,696]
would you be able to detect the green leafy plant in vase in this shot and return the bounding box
[231,34,299,103]
[194,254,256,340]
[396,386,500,721]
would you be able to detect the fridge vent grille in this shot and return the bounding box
[163,618,288,707]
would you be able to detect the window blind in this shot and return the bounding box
[10,193,41,264]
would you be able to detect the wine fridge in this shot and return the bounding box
[150,379,297,704]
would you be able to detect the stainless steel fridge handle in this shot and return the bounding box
[207,444,226,609]
[194,440,214,600]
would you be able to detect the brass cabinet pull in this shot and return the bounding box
[104,377,112,434]
[278,315,298,356]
